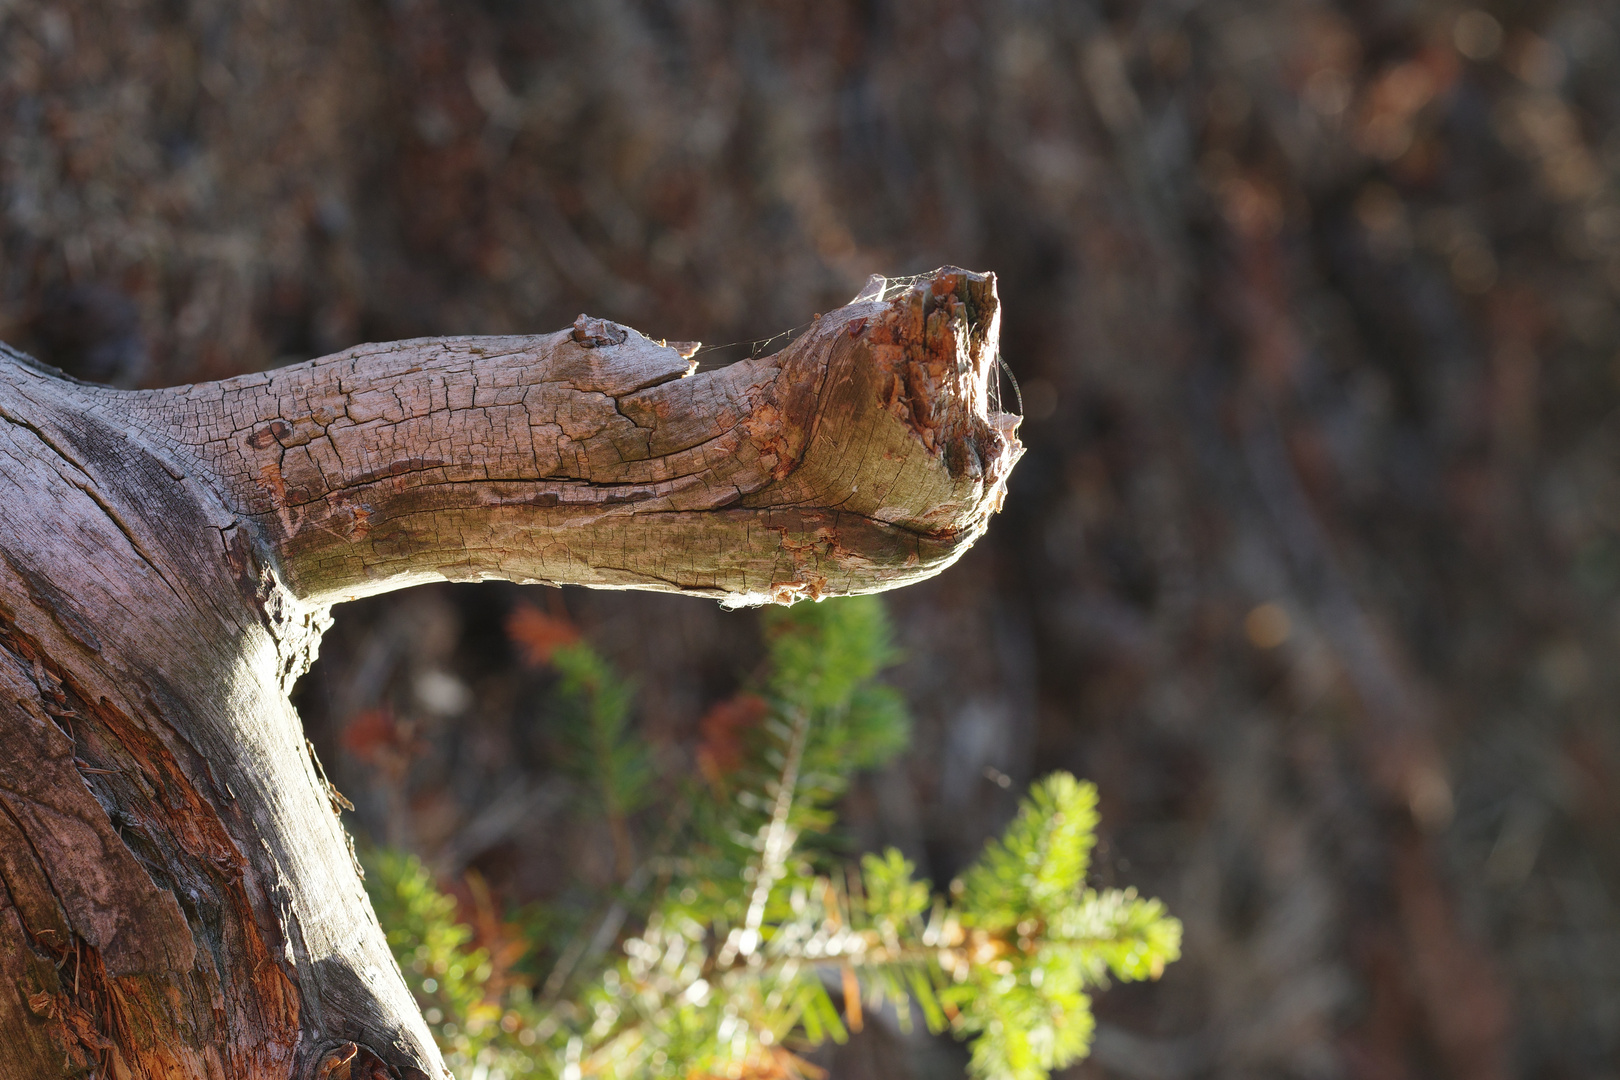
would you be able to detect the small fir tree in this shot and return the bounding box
[364,597,1181,1080]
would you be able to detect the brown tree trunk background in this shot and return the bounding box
[1,1,1614,1077]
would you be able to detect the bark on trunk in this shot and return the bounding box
[0,268,1019,1078]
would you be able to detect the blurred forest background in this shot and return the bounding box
[2,0,1616,1076]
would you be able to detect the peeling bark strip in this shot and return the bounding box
[0,268,1019,1078]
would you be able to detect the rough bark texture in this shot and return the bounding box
[0,269,1019,1078]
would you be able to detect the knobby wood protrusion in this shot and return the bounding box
[0,268,1020,1078]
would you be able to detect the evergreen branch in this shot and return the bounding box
[364,599,1181,1080]
[718,703,811,968]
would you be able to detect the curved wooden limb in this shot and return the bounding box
[133,266,1022,606]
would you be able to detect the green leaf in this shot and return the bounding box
[763,594,899,714]
[861,848,930,924]
[1049,888,1183,984]
[958,772,1100,930]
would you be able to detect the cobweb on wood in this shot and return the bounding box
[690,322,812,367]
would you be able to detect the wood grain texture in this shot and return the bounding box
[0,267,1019,1078]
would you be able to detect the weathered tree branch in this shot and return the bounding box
[0,268,1019,1078]
[124,267,1020,606]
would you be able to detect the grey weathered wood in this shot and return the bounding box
[0,268,1020,1078]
